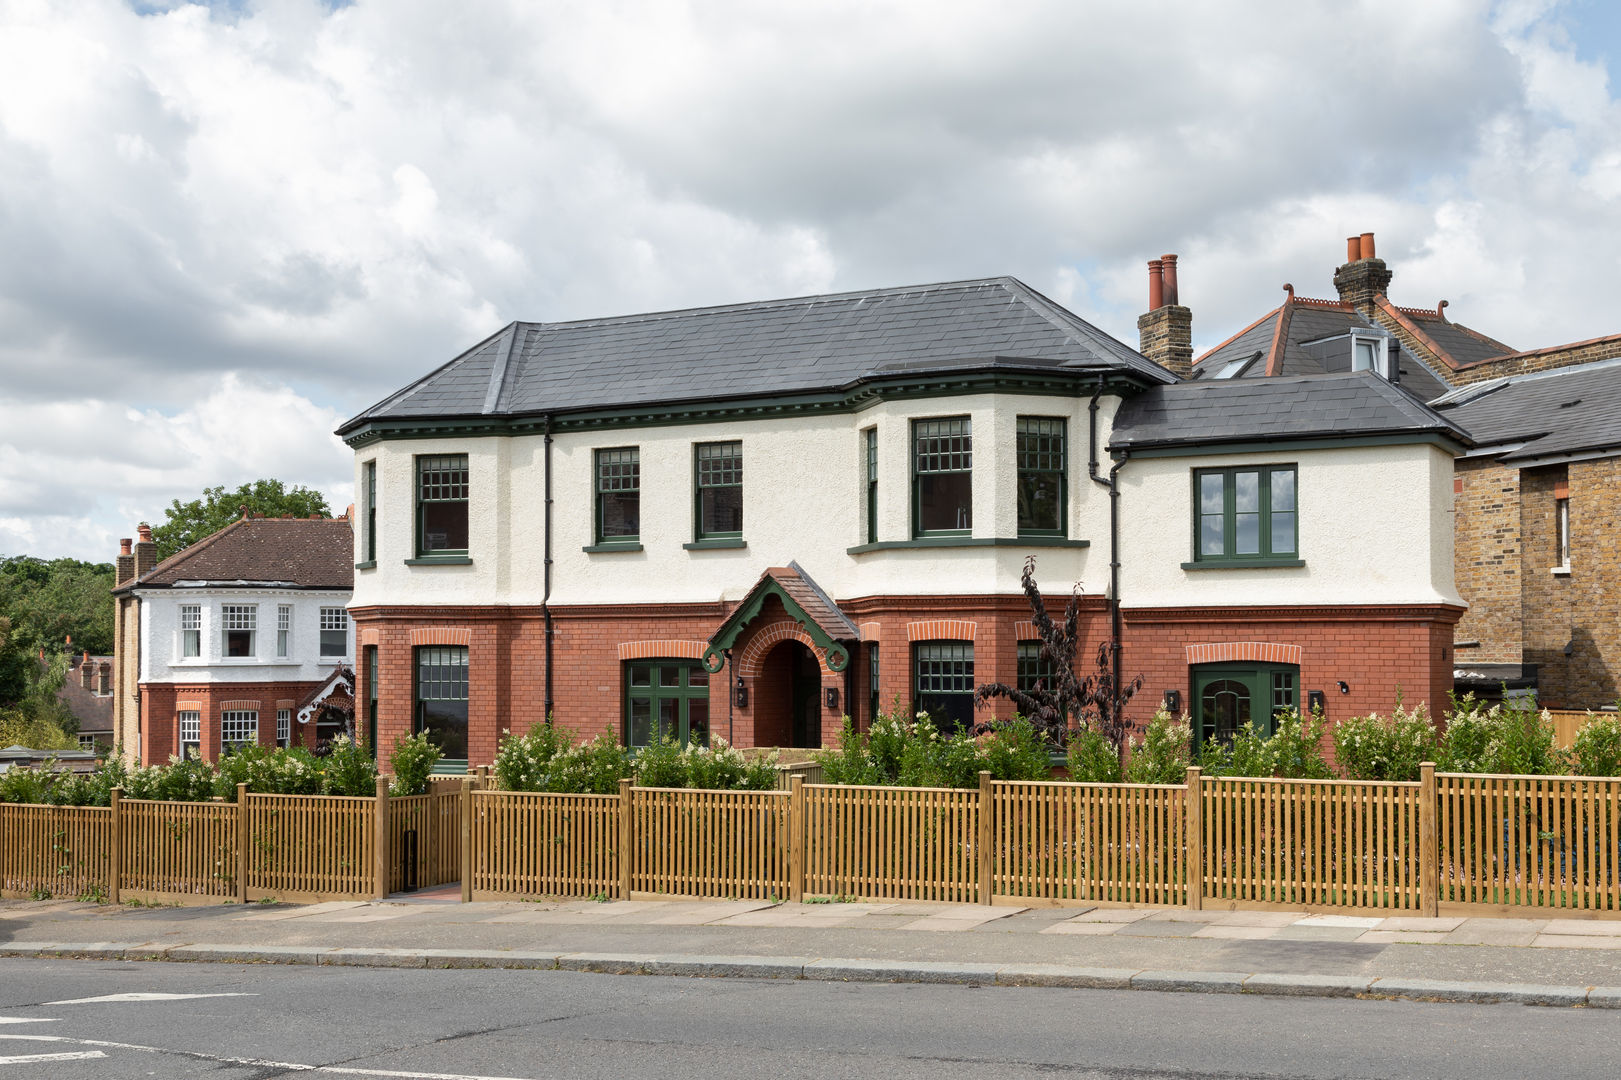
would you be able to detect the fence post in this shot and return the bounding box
[977,770,993,906]
[459,777,473,903]
[374,776,390,901]
[235,783,249,904]
[1185,766,1203,910]
[789,775,804,903]
[1419,761,1438,917]
[108,786,122,906]
[618,778,633,900]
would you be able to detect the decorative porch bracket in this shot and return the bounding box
[703,578,851,674]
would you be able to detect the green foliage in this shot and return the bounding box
[151,479,331,560]
[1066,727,1121,783]
[544,733,636,794]
[122,755,219,802]
[0,556,116,660]
[627,736,778,791]
[388,732,441,795]
[1332,704,1437,781]
[1438,694,1565,775]
[813,708,1053,788]
[215,744,323,797]
[321,736,381,796]
[1123,710,1194,785]
[1569,713,1621,777]
[493,721,574,791]
[0,642,80,751]
[1198,709,1331,779]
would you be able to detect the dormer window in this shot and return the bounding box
[1300,328,1399,382]
[1352,336,1379,372]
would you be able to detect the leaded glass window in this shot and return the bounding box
[695,441,743,539]
[415,646,469,762]
[1016,417,1065,535]
[914,641,975,733]
[595,447,640,544]
[416,454,469,556]
[913,417,972,535]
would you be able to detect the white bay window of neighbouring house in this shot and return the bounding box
[277,605,292,658]
[180,605,201,658]
[222,710,258,752]
[179,711,201,758]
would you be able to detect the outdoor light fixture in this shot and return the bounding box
[1307,690,1326,715]
[734,676,748,709]
[825,687,839,711]
[1163,690,1181,714]
[1337,681,1350,694]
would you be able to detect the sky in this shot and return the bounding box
[1,0,1618,562]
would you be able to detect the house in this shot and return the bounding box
[57,652,115,752]
[337,276,1466,766]
[110,516,355,765]
[1167,232,1621,709]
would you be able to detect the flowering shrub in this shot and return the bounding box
[388,732,441,796]
[1437,694,1563,775]
[1066,727,1120,783]
[1200,708,1331,779]
[1123,710,1194,784]
[815,708,1052,789]
[492,722,575,792]
[633,736,779,790]
[1569,712,1621,777]
[1331,703,1437,782]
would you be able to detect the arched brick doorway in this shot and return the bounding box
[754,638,823,748]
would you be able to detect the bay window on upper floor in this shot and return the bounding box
[913,417,972,536]
[692,440,743,544]
[416,454,469,558]
[1016,416,1065,536]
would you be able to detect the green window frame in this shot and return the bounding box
[414,645,469,766]
[1016,417,1066,536]
[867,643,880,726]
[364,645,379,758]
[865,427,878,545]
[1192,663,1297,748]
[416,454,470,557]
[913,641,975,733]
[913,417,972,537]
[1016,642,1056,693]
[694,441,743,541]
[625,661,711,749]
[1192,465,1297,563]
[363,460,377,563]
[595,447,640,545]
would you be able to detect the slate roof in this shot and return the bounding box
[1431,357,1621,462]
[55,656,113,736]
[116,517,354,593]
[1109,371,1472,451]
[1191,298,1452,402]
[339,278,1174,433]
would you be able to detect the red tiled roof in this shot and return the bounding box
[118,517,353,592]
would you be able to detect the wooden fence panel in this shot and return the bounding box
[388,791,462,892]
[803,785,979,902]
[991,781,1186,906]
[120,799,236,901]
[629,788,790,900]
[0,804,109,900]
[1437,773,1621,914]
[1202,777,1423,911]
[245,793,375,902]
[775,761,825,789]
[467,790,619,900]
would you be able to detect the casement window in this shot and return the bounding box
[1555,495,1571,571]
[913,417,972,536]
[1016,417,1066,536]
[864,428,878,544]
[625,662,710,749]
[1193,664,1297,748]
[320,607,349,657]
[1192,465,1298,564]
[178,711,201,759]
[78,734,97,752]
[416,454,470,556]
[415,646,469,764]
[364,646,379,754]
[1016,642,1056,694]
[276,605,292,658]
[362,460,377,563]
[222,605,257,658]
[276,709,291,748]
[179,605,201,658]
[694,441,743,541]
[221,710,258,753]
[595,447,640,544]
[914,641,975,733]
[868,644,880,726]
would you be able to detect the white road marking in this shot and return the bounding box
[0,1033,541,1079]
[0,1051,106,1064]
[42,992,258,1005]
[0,1018,57,1025]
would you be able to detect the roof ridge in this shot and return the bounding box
[1460,330,1621,368]
[1373,295,1458,369]
[129,517,248,587]
[343,322,518,429]
[1264,295,1294,376]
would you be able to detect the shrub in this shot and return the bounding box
[1438,694,1566,775]
[976,719,1055,783]
[814,718,887,786]
[543,733,634,794]
[815,708,1055,788]
[631,737,778,790]
[1568,712,1621,777]
[321,736,380,796]
[1332,703,1437,782]
[1123,710,1193,785]
[389,732,441,796]
[493,722,574,792]
[1066,727,1121,783]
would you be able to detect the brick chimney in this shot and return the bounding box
[1332,231,1393,314]
[134,523,158,580]
[1137,253,1193,379]
[115,537,135,587]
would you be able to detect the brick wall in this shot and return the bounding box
[1450,336,1621,386]
[138,680,326,764]
[1452,457,1522,664]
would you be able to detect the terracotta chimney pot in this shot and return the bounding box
[137,524,152,543]
[1346,236,1360,263]
[120,538,132,555]
[1161,254,1179,306]
[1359,232,1376,260]
[1147,259,1164,311]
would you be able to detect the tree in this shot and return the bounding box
[0,619,78,749]
[972,557,1143,749]
[0,556,115,656]
[151,479,331,560]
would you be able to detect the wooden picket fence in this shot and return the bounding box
[0,803,110,900]
[466,790,618,900]
[119,797,237,901]
[245,792,376,902]
[390,790,462,893]
[627,785,791,900]
[804,783,980,902]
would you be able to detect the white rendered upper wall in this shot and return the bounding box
[348,391,1460,610]
[137,587,354,684]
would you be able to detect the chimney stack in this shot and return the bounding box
[116,537,135,586]
[133,523,158,579]
[1333,229,1393,313]
[1137,253,1193,379]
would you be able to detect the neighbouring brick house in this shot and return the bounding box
[1159,232,1621,710]
[58,653,115,752]
[337,277,1467,767]
[111,517,355,765]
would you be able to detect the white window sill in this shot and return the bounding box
[1551,565,1571,577]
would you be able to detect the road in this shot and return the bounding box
[0,959,1616,1079]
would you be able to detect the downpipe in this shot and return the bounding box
[1088,380,1127,730]
[543,416,555,721]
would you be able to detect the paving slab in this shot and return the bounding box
[1193,925,1277,941]
[1357,931,1453,945]
[1115,921,1201,938]
[1443,920,1547,947]
[1146,909,1230,924]
[1039,921,1122,935]
[1529,934,1621,949]
[1376,917,1465,932]
[1270,926,1370,942]
[1540,918,1621,937]
[1587,987,1621,1008]
[1294,914,1383,928]
[1065,907,1156,923]
[1212,910,1303,927]
[236,901,366,922]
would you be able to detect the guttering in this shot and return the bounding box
[1088,378,1126,732]
[543,415,555,720]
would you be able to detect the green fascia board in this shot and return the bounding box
[341,371,1154,448]
[1119,432,1466,459]
[702,578,850,675]
[847,536,1091,555]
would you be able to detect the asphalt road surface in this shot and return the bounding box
[0,959,1616,1079]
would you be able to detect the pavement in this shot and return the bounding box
[4,890,1620,1008]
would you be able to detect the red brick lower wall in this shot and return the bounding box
[351,598,1462,765]
[138,681,326,765]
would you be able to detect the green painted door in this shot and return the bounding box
[1192,663,1298,747]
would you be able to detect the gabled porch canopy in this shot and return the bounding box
[703,562,859,674]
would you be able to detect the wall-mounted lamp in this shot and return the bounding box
[824,687,840,711]
[734,676,748,709]
[1163,690,1181,715]
[1337,681,1350,695]
[1307,690,1326,716]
